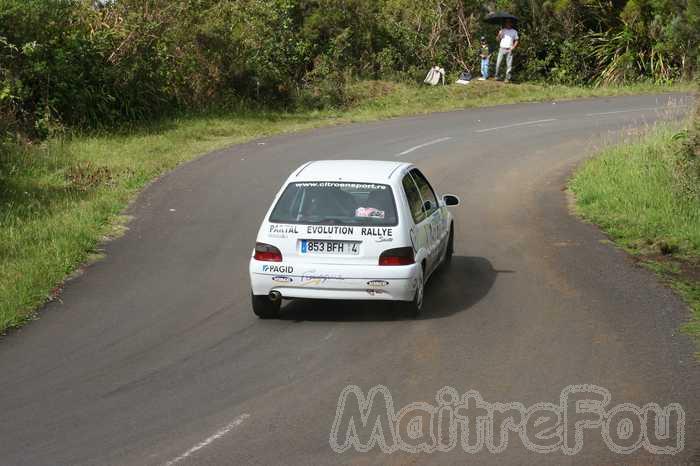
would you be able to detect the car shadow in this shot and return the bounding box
[278,256,511,322]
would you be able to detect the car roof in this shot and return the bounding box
[290,160,411,184]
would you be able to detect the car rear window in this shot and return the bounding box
[269,181,398,226]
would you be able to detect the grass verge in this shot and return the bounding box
[569,104,700,353]
[0,79,693,332]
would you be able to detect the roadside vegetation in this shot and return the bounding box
[1,0,698,332]
[2,1,697,139]
[570,104,700,351]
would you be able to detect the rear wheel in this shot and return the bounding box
[443,223,454,266]
[251,292,281,319]
[400,266,424,318]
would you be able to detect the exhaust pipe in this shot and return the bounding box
[269,290,282,302]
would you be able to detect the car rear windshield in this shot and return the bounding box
[269,181,398,226]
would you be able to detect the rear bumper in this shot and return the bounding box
[249,259,420,302]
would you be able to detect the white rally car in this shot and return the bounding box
[249,160,459,318]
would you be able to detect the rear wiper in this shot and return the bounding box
[301,216,357,225]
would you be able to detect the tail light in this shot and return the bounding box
[378,247,415,266]
[254,242,283,262]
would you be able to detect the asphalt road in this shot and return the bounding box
[1,93,697,466]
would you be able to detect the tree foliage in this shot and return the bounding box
[0,0,697,136]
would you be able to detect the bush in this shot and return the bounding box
[0,0,697,136]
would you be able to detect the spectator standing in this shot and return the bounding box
[495,19,518,82]
[478,36,490,80]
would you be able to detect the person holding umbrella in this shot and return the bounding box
[486,13,519,82]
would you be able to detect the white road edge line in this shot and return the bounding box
[163,413,250,466]
[474,118,557,133]
[396,137,452,156]
[585,105,689,117]
[586,107,657,116]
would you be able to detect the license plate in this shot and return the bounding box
[300,239,360,255]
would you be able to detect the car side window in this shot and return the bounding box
[410,169,439,215]
[402,174,426,224]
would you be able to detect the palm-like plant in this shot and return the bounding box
[585,0,680,85]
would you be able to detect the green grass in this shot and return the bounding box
[345,80,692,118]
[569,109,700,352]
[0,79,692,332]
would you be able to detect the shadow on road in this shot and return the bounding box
[279,256,510,322]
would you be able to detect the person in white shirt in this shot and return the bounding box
[495,19,518,82]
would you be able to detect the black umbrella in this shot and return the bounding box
[484,11,518,25]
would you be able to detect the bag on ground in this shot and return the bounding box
[424,66,445,86]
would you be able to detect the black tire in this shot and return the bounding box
[400,266,424,318]
[251,292,281,319]
[443,223,454,266]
